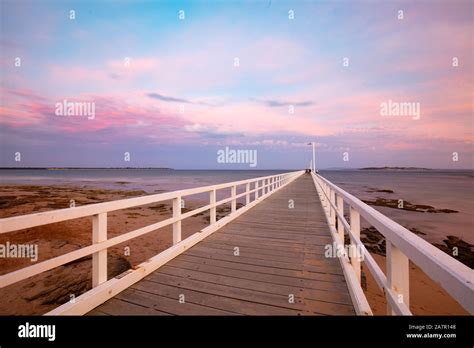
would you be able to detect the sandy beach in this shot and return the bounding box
[0,183,469,315]
[0,184,213,315]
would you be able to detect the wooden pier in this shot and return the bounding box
[88,175,354,315]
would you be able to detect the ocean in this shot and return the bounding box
[1,168,472,244]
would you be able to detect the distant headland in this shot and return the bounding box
[359,167,432,171]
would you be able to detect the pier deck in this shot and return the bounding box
[88,175,355,315]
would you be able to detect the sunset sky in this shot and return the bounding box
[1,0,472,169]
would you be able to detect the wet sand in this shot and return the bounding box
[0,184,210,315]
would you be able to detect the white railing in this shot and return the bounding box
[311,172,474,315]
[0,170,304,315]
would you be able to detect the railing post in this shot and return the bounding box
[172,196,182,244]
[386,242,410,315]
[324,184,329,211]
[210,190,216,224]
[92,212,107,288]
[350,206,361,283]
[330,189,336,226]
[245,182,250,205]
[336,195,344,241]
[231,185,236,212]
[255,180,259,200]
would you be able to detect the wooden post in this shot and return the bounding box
[255,181,259,200]
[324,183,329,211]
[350,207,361,283]
[231,185,236,213]
[330,189,336,226]
[172,196,181,244]
[336,195,344,241]
[210,190,216,224]
[245,183,250,205]
[386,242,410,315]
[92,212,107,288]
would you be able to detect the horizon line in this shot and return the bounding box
[0,167,472,171]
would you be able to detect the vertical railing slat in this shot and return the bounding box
[387,242,410,315]
[210,190,216,224]
[350,206,361,283]
[172,196,182,244]
[336,195,344,241]
[245,183,250,205]
[231,185,237,212]
[92,212,107,288]
[330,189,336,226]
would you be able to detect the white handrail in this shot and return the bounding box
[0,170,304,293]
[0,171,302,234]
[312,172,474,315]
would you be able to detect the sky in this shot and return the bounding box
[0,0,473,169]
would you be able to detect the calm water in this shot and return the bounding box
[1,169,472,244]
[0,169,287,192]
[320,170,473,244]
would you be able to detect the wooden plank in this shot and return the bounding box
[184,248,342,276]
[177,253,343,278]
[132,280,300,315]
[147,272,353,316]
[168,251,344,282]
[208,233,330,253]
[159,262,353,305]
[88,298,171,316]
[208,232,334,249]
[158,262,347,292]
[116,288,238,315]
[221,229,332,242]
[201,239,328,259]
[189,244,329,264]
[190,243,329,261]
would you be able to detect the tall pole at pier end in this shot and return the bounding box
[308,142,316,172]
